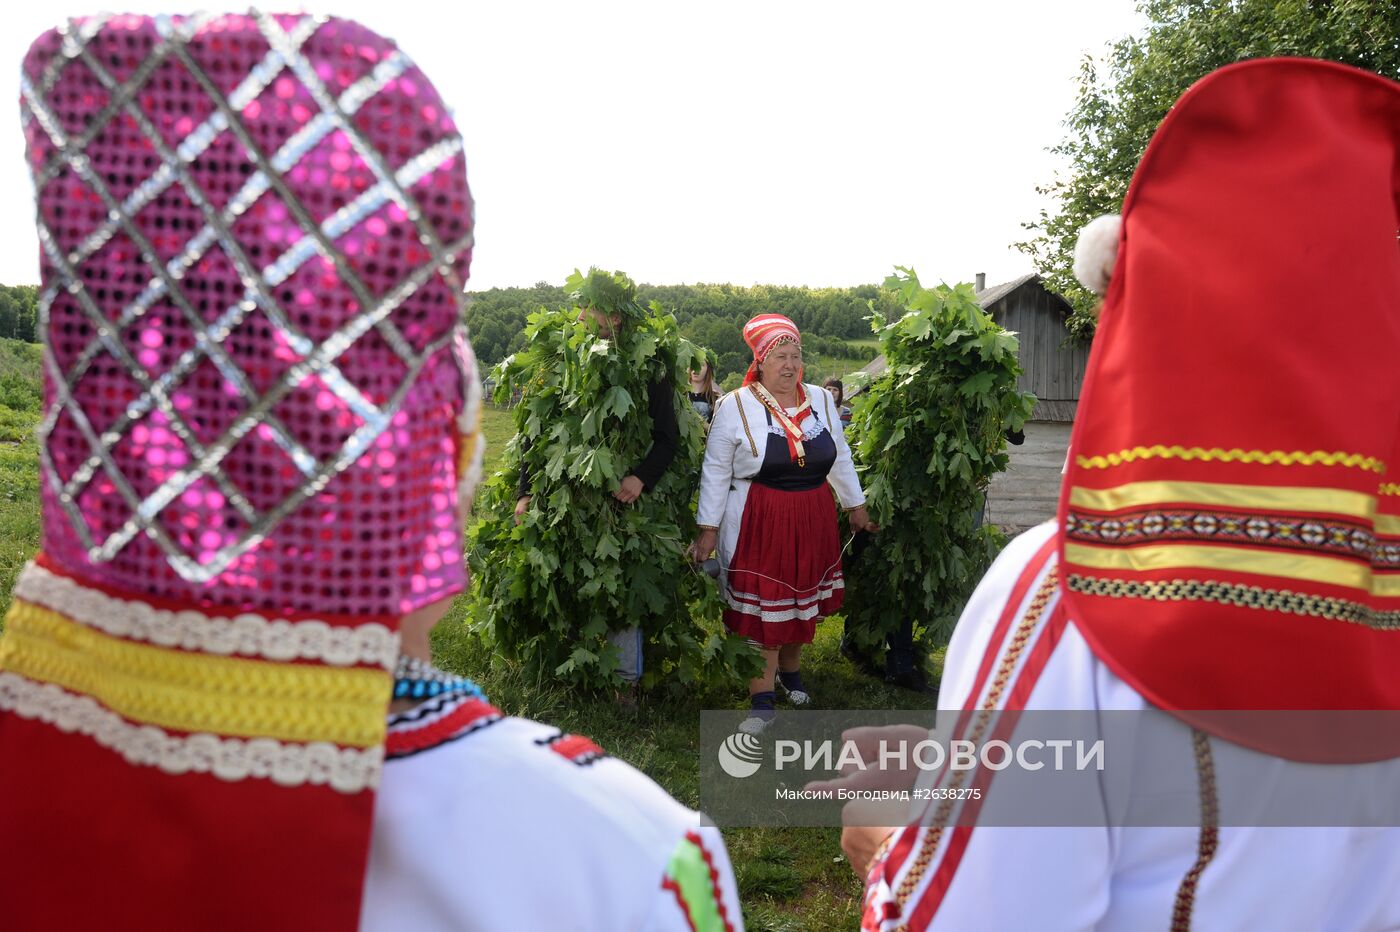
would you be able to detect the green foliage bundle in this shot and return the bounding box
[466,270,759,690]
[1019,0,1400,339]
[843,270,1036,649]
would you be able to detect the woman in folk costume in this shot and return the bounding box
[0,14,741,931]
[820,59,1400,930]
[689,314,877,733]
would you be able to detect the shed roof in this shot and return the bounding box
[974,272,1038,310]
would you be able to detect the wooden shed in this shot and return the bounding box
[976,273,1087,422]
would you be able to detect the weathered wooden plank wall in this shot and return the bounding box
[986,421,1071,532]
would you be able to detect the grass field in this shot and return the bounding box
[0,337,933,931]
[477,401,515,477]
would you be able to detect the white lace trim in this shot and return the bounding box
[757,387,829,442]
[765,420,828,442]
[13,563,398,669]
[0,672,382,793]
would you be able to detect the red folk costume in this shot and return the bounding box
[0,14,742,932]
[698,314,866,644]
[860,59,1400,931]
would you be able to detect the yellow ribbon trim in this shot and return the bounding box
[0,600,390,748]
[1064,543,1400,598]
[1378,514,1400,537]
[1070,481,1378,521]
[1381,484,1400,498]
[1075,446,1385,475]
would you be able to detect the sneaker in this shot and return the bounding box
[778,679,812,707]
[777,669,813,707]
[737,714,773,736]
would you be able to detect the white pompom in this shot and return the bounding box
[1072,214,1122,296]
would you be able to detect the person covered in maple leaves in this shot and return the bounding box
[513,269,679,691]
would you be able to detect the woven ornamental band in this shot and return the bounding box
[1057,59,1400,760]
[0,12,482,931]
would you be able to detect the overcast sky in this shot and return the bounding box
[0,1,1145,292]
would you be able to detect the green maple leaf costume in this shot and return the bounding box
[468,269,759,689]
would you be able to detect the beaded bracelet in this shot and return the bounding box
[393,655,487,702]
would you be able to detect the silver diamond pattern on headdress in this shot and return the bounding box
[25,12,474,583]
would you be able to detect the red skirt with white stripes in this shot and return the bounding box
[722,482,844,646]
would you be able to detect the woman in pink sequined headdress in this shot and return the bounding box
[0,13,741,932]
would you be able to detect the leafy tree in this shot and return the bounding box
[466,270,759,690]
[717,351,748,385]
[843,270,1036,651]
[0,286,39,342]
[1019,0,1400,339]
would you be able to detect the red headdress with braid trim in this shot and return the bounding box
[1058,58,1400,761]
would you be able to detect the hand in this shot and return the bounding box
[847,505,880,534]
[514,495,531,525]
[688,528,718,563]
[842,824,899,878]
[805,724,929,796]
[805,724,926,880]
[614,475,645,503]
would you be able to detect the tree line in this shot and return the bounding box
[0,286,39,343]
[466,281,902,377]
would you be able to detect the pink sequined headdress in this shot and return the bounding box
[0,12,483,929]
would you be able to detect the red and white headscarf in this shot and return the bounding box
[741,313,802,387]
[742,313,818,464]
